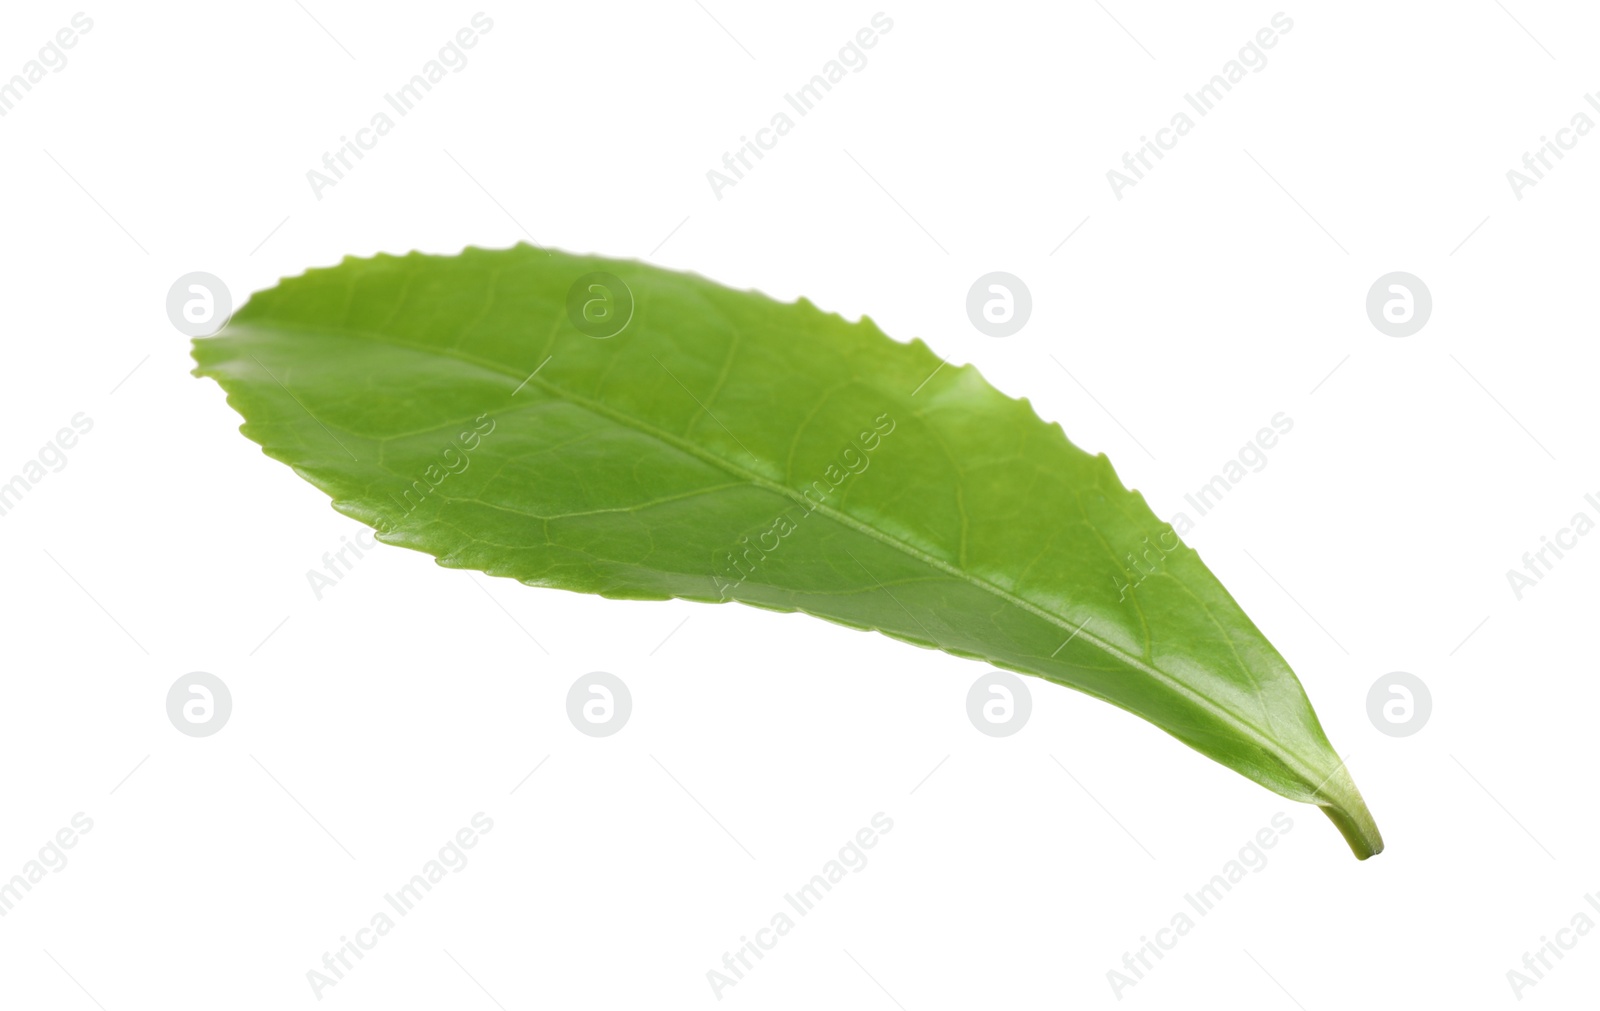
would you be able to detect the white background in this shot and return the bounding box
[1,1,1596,1008]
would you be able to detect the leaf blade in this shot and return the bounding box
[194,245,1381,858]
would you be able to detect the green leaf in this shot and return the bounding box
[193,244,1382,859]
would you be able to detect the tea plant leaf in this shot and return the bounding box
[193,245,1382,859]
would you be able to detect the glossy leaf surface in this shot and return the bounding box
[193,245,1381,858]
